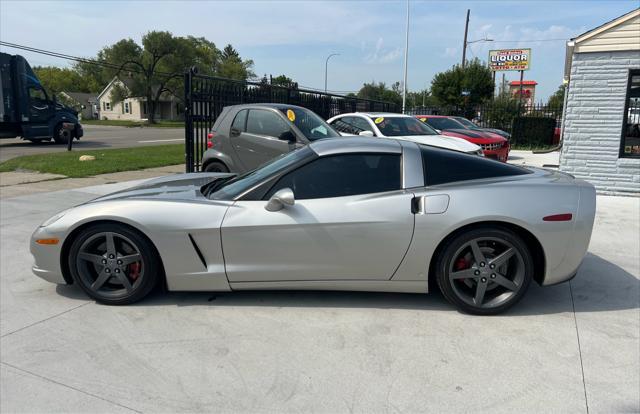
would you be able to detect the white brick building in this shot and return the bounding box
[560,9,640,195]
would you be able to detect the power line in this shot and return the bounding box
[490,38,568,43]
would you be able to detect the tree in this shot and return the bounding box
[90,31,221,123]
[431,58,494,107]
[547,84,566,109]
[32,66,92,94]
[216,44,255,81]
[270,74,297,89]
[355,81,402,106]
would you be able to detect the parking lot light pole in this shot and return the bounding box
[402,0,410,114]
[324,53,340,93]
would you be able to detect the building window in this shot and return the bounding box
[103,101,111,111]
[124,102,130,114]
[621,69,640,158]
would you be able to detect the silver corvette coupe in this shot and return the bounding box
[31,138,596,314]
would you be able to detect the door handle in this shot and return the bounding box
[412,195,450,215]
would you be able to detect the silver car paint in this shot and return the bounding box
[32,139,596,294]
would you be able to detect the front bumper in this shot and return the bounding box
[30,227,67,284]
[483,146,509,162]
[75,123,83,139]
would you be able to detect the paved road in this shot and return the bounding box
[0,178,638,413]
[0,125,183,162]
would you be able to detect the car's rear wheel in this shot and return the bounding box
[68,223,160,305]
[203,161,228,173]
[436,227,533,315]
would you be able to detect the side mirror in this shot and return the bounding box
[435,129,442,134]
[265,188,295,212]
[230,127,241,137]
[358,130,374,137]
[279,130,296,142]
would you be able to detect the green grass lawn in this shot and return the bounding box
[81,119,185,128]
[0,144,185,178]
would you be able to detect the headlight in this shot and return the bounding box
[39,211,67,227]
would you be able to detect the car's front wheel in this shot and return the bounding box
[68,223,161,305]
[435,226,533,315]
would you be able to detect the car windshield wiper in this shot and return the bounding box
[201,176,235,197]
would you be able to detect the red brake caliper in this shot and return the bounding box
[128,262,141,281]
[455,257,470,270]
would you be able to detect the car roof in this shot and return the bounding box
[415,115,449,118]
[223,103,309,111]
[309,137,402,156]
[337,112,410,118]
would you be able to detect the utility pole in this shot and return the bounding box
[401,0,410,114]
[461,9,470,69]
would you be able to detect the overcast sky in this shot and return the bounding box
[1,0,637,101]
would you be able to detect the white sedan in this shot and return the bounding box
[327,112,483,155]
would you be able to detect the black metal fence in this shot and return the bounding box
[184,69,400,172]
[408,102,564,146]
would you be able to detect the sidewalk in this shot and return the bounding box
[0,164,185,199]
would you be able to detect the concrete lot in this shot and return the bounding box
[0,125,183,162]
[0,178,638,413]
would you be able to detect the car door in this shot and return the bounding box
[221,152,415,282]
[231,109,297,170]
[25,85,54,137]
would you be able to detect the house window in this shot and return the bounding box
[621,69,640,158]
[103,101,111,111]
[124,102,129,114]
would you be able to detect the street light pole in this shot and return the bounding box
[461,9,470,68]
[324,53,340,93]
[401,0,410,114]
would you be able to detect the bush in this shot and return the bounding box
[511,116,556,146]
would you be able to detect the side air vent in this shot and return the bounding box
[188,234,208,270]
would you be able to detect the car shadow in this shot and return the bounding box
[55,253,639,316]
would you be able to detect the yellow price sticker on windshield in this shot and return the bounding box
[374,117,384,124]
[420,117,427,122]
[286,109,296,122]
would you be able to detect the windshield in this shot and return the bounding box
[278,107,340,141]
[425,117,464,131]
[209,146,313,199]
[454,117,481,129]
[371,116,438,136]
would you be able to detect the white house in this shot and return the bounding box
[96,77,182,121]
[560,9,640,195]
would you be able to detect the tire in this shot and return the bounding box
[203,161,229,173]
[435,226,533,315]
[68,223,161,305]
[53,124,71,145]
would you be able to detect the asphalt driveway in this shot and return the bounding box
[0,180,638,413]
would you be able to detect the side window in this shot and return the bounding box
[420,145,530,186]
[330,117,360,134]
[265,153,401,200]
[231,109,247,132]
[246,109,290,138]
[351,117,374,133]
[28,87,47,103]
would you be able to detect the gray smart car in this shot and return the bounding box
[201,104,341,173]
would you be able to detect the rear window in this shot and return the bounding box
[420,145,530,186]
[425,117,463,130]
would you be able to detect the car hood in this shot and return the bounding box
[89,173,236,203]
[389,134,481,152]
[442,129,506,143]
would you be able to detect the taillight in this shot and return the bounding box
[207,132,214,148]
